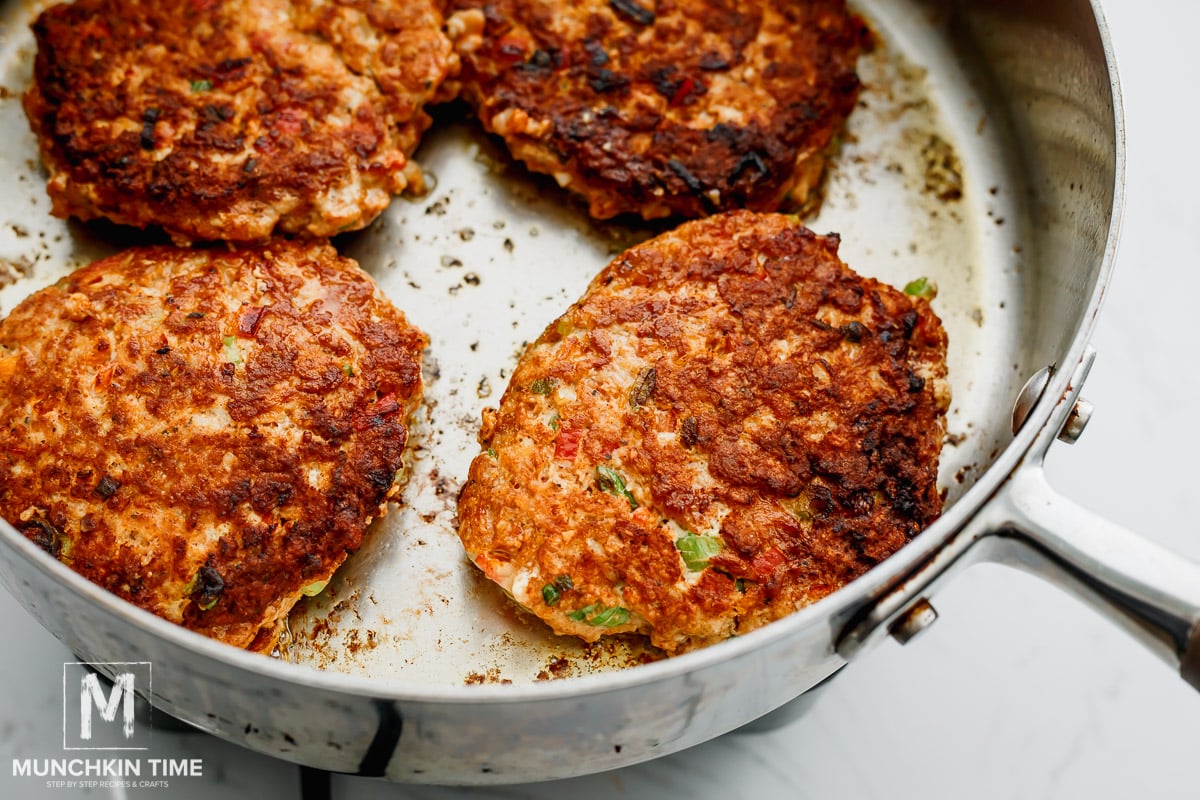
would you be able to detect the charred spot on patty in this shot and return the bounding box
[457,211,950,653]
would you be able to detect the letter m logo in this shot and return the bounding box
[63,662,152,751]
[80,672,134,740]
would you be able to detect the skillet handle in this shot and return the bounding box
[838,348,1200,691]
[992,464,1200,691]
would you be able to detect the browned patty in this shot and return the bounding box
[24,0,456,244]
[447,0,866,220]
[457,211,949,653]
[0,241,426,650]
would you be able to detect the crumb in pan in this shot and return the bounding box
[447,0,867,220]
[457,211,950,653]
[0,240,427,651]
[23,0,457,243]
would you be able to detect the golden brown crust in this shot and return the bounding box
[0,241,427,649]
[457,211,949,652]
[447,0,866,220]
[23,0,456,243]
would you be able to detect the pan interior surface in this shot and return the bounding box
[0,0,1084,687]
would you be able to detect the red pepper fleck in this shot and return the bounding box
[95,363,116,390]
[554,424,582,460]
[497,36,528,61]
[237,306,266,336]
[353,393,401,431]
[748,548,786,580]
[273,108,304,135]
[670,77,697,107]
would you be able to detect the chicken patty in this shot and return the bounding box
[0,241,426,650]
[447,0,866,220]
[457,211,949,653]
[24,0,456,243]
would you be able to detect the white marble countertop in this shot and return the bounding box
[3,0,1199,797]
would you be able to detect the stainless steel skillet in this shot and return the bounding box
[1,0,1198,785]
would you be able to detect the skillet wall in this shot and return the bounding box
[948,0,1118,375]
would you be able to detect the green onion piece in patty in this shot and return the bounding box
[542,574,574,606]
[588,605,630,627]
[628,367,656,408]
[301,579,329,597]
[567,602,630,627]
[190,79,213,92]
[596,465,638,509]
[222,335,243,365]
[530,376,558,395]
[903,277,937,299]
[192,565,224,611]
[675,533,723,571]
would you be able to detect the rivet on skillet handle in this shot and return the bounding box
[842,349,1200,692]
[888,598,938,645]
[1055,397,1094,444]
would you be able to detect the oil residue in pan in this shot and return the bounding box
[0,0,1027,685]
